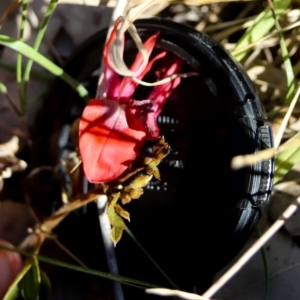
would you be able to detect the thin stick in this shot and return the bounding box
[95,1,129,300]
[52,238,88,268]
[274,85,300,148]
[201,194,300,299]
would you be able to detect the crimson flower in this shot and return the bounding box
[79,21,183,183]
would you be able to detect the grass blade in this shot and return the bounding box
[267,0,295,105]
[256,226,269,300]
[274,132,300,184]
[17,0,28,112]
[125,226,179,289]
[0,244,159,289]
[0,34,90,100]
[3,263,31,300]
[22,0,59,100]
[233,0,290,61]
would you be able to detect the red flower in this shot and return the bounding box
[79,21,183,183]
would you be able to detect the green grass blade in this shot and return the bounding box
[268,0,295,105]
[233,0,290,62]
[0,60,54,81]
[274,131,300,184]
[0,34,89,101]
[256,226,269,300]
[3,263,31,300]
[20,258,40,300]
[17,0,27,112]
[22,0,59,100]
[125,226,179,289]
[0,244,159,289]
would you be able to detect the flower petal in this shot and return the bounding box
[149,56,183,119]
[118,33,165,100]
[100,18,122,100]
[79,99,147,183]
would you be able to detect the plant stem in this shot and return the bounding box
[202,194,300,299]
[17,0,27,113]
[22,0,59,101]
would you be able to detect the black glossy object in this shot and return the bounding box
[36,19,273,296]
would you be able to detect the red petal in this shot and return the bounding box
[100,18,122,100]
[118,33,165,99]
[149,56,183,119]
[127,99,159,139]
[79,99,147,183]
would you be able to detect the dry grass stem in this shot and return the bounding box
[202,194,300,299]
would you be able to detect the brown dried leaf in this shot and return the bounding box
[114,204,130,221]
[0,0,21,27]
[120,192,132,204]
[130,174,152,189]
[152,166,160,180]
[129,187,144,199]
[42,187,105,232]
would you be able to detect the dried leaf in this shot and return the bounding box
[0,0,21,27]
[120,192,132,204]
[151,166,160,180]
[114,204,130,221]
[108,207,125,245]
[129,187,144,199]
[130,174,152,189]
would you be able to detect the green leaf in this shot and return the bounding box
[107,192,126,244]
[39,271,51,300]
[268,0,295,105]
[3,264,31,300]
[20,257,40,300]
[107,192,120,213]
[17,0,28,111]
[108,205,125,245]
[0,34,89,101]
[22,0,59,103]
[274,132,300,184]
[111,213,125,245]
[233,0,290,61]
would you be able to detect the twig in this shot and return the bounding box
[274,85,300,148]
[201,194,300,299]
[95,1,129,300]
